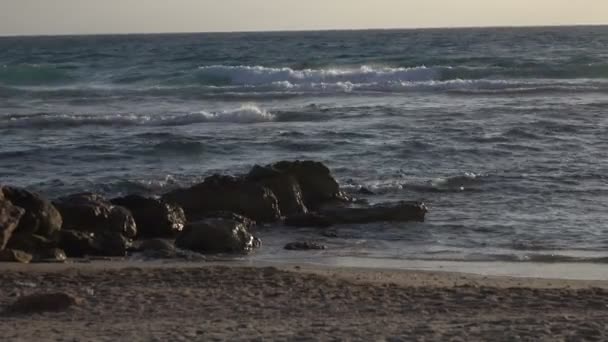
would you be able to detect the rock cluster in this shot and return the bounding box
[0,160,427,263]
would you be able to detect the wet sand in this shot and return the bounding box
[1,262,607,341]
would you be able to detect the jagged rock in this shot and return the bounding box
[6,234,67,262]
[0,249,32,263]
[163,175,280,223]
[6,293,82,314]
[1,186,62,237]
[54,193,137,238]
[58,229,130,257]
[270,160,348,210]
[33,248,67,263]
[284,212,333,228]
[247,165,308,216]
[0,197,24,250]
[111,195,185,238]
[284,242,327,250]
[284,201,427,227]
[175,218,261,254]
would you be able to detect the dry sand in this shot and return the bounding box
[0,261,607,341]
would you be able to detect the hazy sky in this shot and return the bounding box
[1,0,607,35]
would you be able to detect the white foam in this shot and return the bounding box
[197,65,440,85]
[197,104,275,123]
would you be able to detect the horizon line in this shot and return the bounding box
[1,23,607,38]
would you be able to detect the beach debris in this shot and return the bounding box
[6,292,82,314]
[175,218,261,254]
[111,195,186,238]
[284,241,327,251]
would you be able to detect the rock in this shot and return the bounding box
[6,292,81,314]
[320,201,428,224]
[284,212,333,228]
[136,239,176,258]
[284,242,327,250]
[33,248,67,263]
[271,160,349,210]
[193,211,256,229]
[357,187,375,195]
[247,165,308,216]
[175,218,261,254]
[54,193,137,238]
[6,233,56,252]
[0,249,32,263]
[1,186,62,237]
[111,195,186,238]
[163,175,281,223]
[0,197,24,250]
[58,229,130,257]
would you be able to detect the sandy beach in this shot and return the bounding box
[1,262,607,341]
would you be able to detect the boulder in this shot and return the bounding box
[136,239,177,258]
[6,233,57,254]
[284,201,427,227]
[110,195,186,238]
[54,193,137,238]
[320,201,428,224]
[284,212,333,228]
[6,293,82,314]
[247,165,308,216]
[194,211,256,229]
[33,248,67,263]
[0,197,24,250]
[58,229,130,257]
[1,186,62,237]
[284,242,327,250]
[268,160,349,210]
[175,218,261,254]
[163,175,280,223]
[0,249,32,263]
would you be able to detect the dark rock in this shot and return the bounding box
[284,242,327,250]
[54,193,137,238]
[357,187,375,195]
[6,293,82,314]
[247,165,308,216]
[163,175,280,223]
[1,186,62,237]
[32,248,67,263]
[284,212,333,228]
[58,229,130,257]
[136,239,176,258]
[111,195,185,238]
[175,218,261,254]
[320,201,428,224]
[0,249,32,263]
[192,211,256,229]
[6,233,56,253]
[0,197,24,250]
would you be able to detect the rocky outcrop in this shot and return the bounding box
[175,218,261,254]
[163,175,280,223]
[111,195,185,238]
[6,293,82,314]
[58,230,131,257]
[271,160,348,210]
[1,186,61,238]
[54,193,137,238]
[247,165,308,216]
[285,201,427,227]
[284,241,327,250]
[136,239,177,258]
[0,197,24,250]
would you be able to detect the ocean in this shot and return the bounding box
[1,26,608,267]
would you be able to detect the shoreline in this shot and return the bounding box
[1,262,607,341]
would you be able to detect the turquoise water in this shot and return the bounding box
[2,26,608,263]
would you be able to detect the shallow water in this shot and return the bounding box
[1,26,608,264]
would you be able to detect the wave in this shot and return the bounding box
[0,105,276,129]
[0,64,74,86]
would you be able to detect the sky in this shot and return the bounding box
[1,0,607,36]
